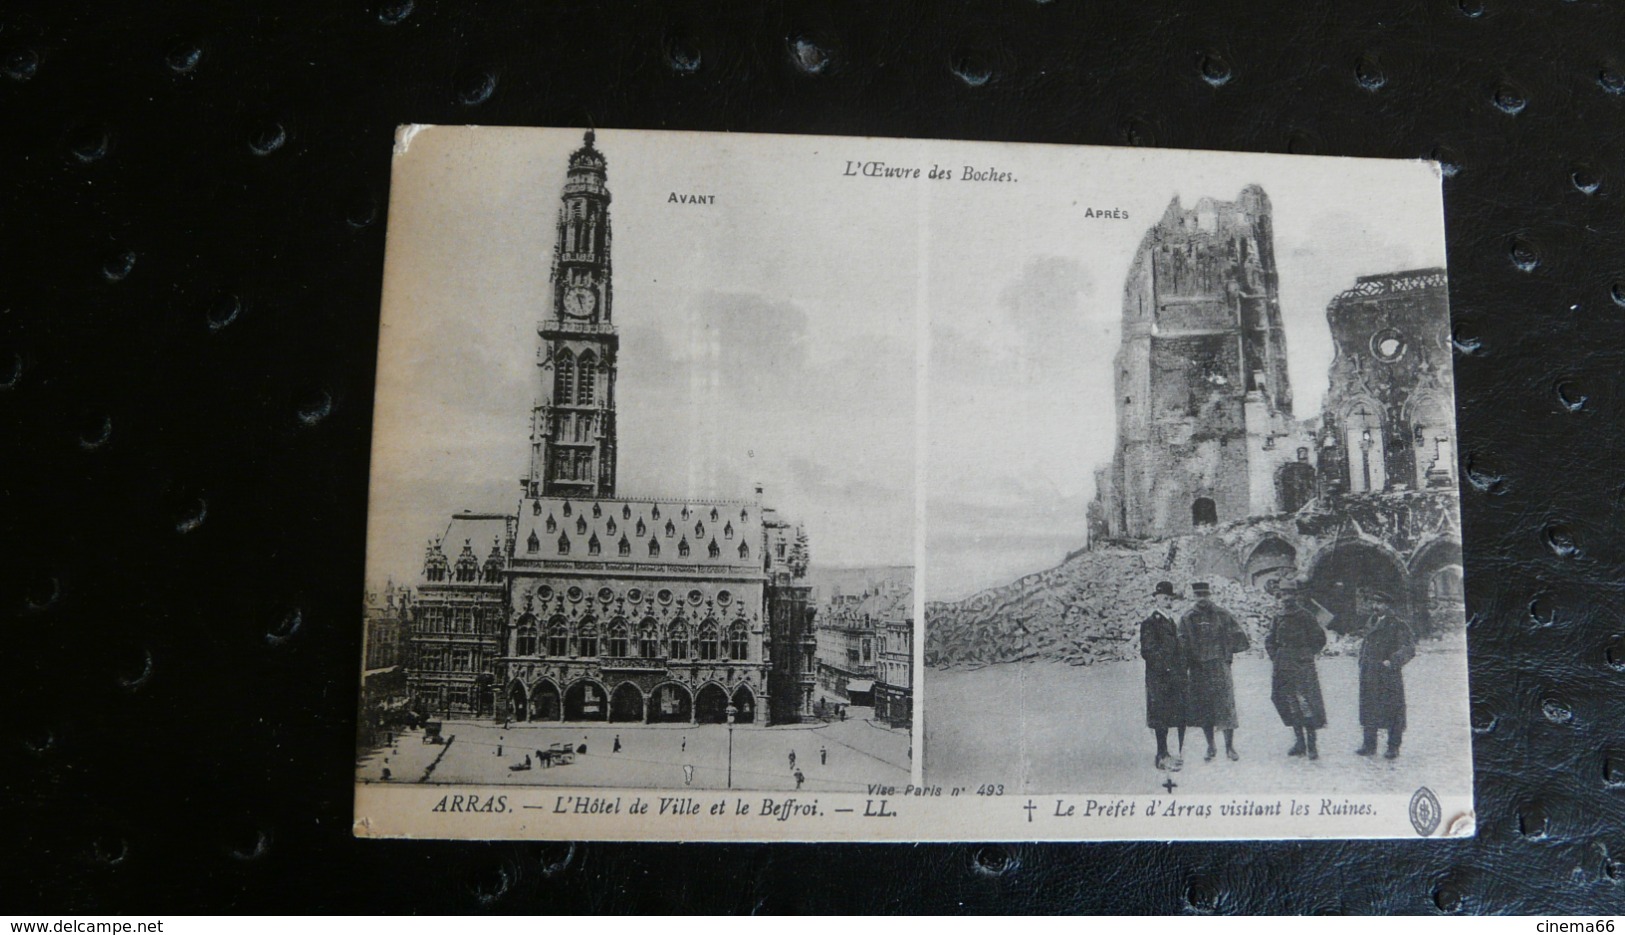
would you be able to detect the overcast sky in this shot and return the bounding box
[365,127,1445,603]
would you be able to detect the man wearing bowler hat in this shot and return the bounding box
[1179,581,1250,762]
[1139,581,1188,771]
[1265,578,1328,760]
[1356,588,1416,759]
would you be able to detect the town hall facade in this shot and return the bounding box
[406,131,818,727]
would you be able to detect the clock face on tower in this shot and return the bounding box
[563,286,597,319]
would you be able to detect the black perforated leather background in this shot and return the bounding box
[6,0,1625,914]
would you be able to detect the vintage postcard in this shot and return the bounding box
[355,126,1473,841]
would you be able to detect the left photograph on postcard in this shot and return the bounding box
[356,127,916,820]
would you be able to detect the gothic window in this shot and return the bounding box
[576,617,598,657]
[607,620,629,658]
[710,507,719,522]
[547,618,569,656]
[577,351,597,404]
[576,515,588,535]
[708,539,720,559]
[651,504,660,520]
[678,538,691,558]
[592,502,602,519]
[724,521,733,539]
[533,499,542,515]
[545,515,556,534]
[558,532,571,554]
[740,508,748,522]
[578,450,594,480]
[665,520,675,537]
[554,349,575,403]
[636,518,646,536]
[1192,497,1218,527]
[697,620,720,661]
[622,504,631,520]
[588,534,601,556]
[483,562,500,584]
[606,517,617,535]
[668,620,690,660]
[618,536,631,556]
[727,622,749,661]
[682,507,690,520]
[738,541,750,560]
[562,501,572,517]
[648,537,660,557]
[695,520,705,537]
[515,616,538,656]
[639,618,661,657]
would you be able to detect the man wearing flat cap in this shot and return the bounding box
[1356,588,1416,759]
[1139,581,1188,771]
[1265,578,1328,760]
[1178,581,1250,762]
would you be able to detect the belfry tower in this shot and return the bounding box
[526,130,618,499]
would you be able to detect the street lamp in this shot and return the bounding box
[725,703,738,790]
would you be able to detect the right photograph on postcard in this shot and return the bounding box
[923,148,1472,836]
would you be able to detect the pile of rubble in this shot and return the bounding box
[925,539,1364,670]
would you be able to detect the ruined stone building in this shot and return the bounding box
[402,131,817,725]
[1076,187,1464,640]
[1092,186,1312,542]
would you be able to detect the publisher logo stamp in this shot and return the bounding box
[1410,786,1442,837]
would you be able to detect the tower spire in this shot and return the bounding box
[526,131,619,499]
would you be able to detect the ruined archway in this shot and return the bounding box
[1410,538,1465,635]
[1244,536,1298,590]
[1304,538,1408,632]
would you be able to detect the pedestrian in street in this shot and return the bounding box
[681,735,687,753]
[1356,589,1417,759]
[496,736,503,757]
[788,750,797,770]
[1265,579,1328,760]
[613,734,622,753]
[1140,580,1189,771]
[819,745,827,766]
[578,735,588,755]
[1178,581,1250,762]
[794,768,805,789]
[524,753,532,768]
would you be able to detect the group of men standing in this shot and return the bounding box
[1138,578,1418,771]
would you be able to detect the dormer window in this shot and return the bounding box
[738,542,750,560]
[576,515,587,535]
[678,538,690,557]
[665,520,676,537]
[558,533,571,554]
[618,535,631,556]
[695,521,705,537]
[545,515,556,534]
[710,508,719,522]
[562,500,571,517]
[636,518,647,536]
[527,531,540,553]
[592,503,602,518]
[622,504,631,520]
[588,534,601,556]
[651,505,660,520]
[708,539,720,559]
[649,537,661,557]
[606,518,617,535]
[724,521,733,539]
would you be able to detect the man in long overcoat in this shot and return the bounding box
[1179,582,1250,762]
[1356,590,1417,759]
[1264,579,1328,760]
[1139,581,1188,771]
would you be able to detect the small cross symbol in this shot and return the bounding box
[1023,800,1037,823]
[1162,777,1178,795]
